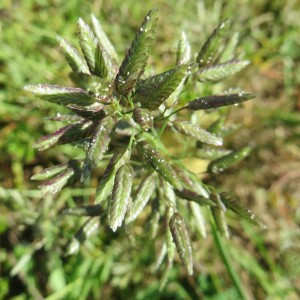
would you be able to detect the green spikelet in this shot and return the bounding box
[207,146,251,174]
[115,9,158,95]
[137,141,183,191]
[196,19,231,67]
[109,163,134,231]
[169,212,193,275]
[197,60,250,82]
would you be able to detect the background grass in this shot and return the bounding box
[0,0,299,299]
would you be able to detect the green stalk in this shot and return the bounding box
[211,220,248,299]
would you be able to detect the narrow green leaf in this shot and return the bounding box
[187,92,256,110]
[81,116,117,181]
[197,60,250,82]
[176,31,192,66]
[33,121,94,151]
[135,64,189,110]
[137,141,183,191]
[220,192,266,229]
[115,9,158,95]
[125,173,156,224]
[31,163,69,181]
[207,146,251,174]
[169,212,193,275]
[173,120,223,146]
[196,19,231,67]
[132,108,153,131]
[210,193,229,238]
[77,18,108,78]
[109,163,134,231]
[91,14,119,65]
[95,148,130,204]
[24,84,95,107]
[62,204,103,216]
[66,217,100,255]
[57,36,90,74]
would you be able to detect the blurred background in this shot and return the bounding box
[0,0,299,299]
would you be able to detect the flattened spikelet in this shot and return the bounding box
[169,212,193,275]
